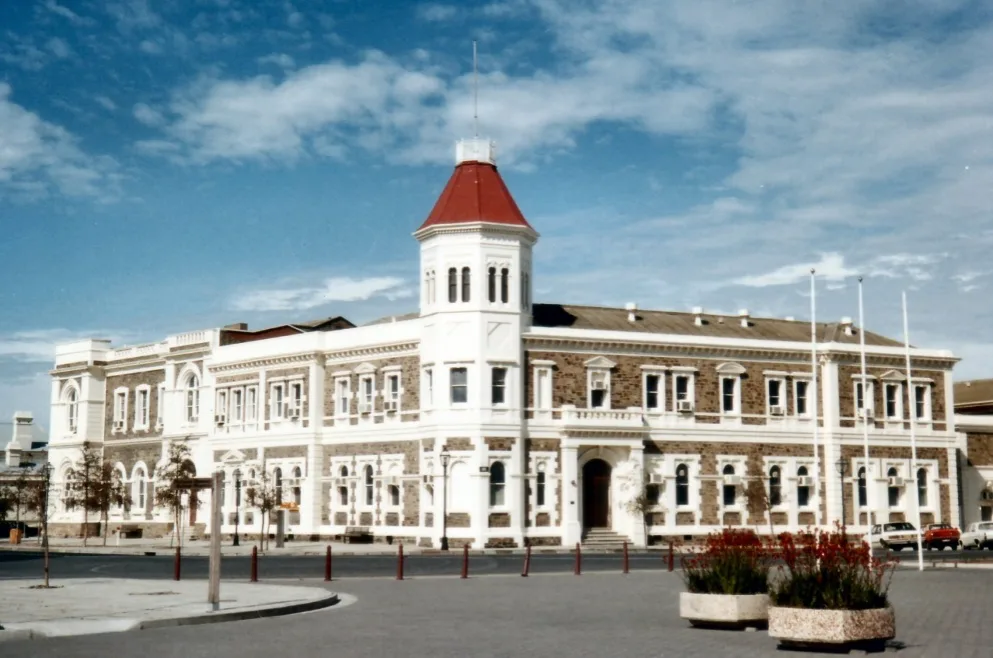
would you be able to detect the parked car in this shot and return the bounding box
[867,522,920,551]
[960,521,993,550]
[922,523,960,551]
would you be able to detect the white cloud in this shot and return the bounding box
[132,102,164,126]
[230,276,414,312]
[44,0,96,26]
[258,53,295,68]
[139,39,163,54]
[46,37,72,59]
[0,83,120,201]
[416,3,459,21]
[734,253,856,287]
[94,95,117,111]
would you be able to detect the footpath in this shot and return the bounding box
[0,578,339,642]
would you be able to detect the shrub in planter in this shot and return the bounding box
[679,529,772,628]
[768,527,897,649]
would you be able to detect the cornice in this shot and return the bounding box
[209,352,319,373]
[325,342,419,363]
[207,342,417,374]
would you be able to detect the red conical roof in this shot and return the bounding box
[418,160,533,231]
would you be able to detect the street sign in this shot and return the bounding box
[173,477,213,490]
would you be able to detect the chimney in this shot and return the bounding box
[738,309,750,328]
[841,317,854,336]
[224,322,249,331]
[625,302,638,322]
[692,306,704,327]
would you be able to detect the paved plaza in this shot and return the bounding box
[1,567,989,656]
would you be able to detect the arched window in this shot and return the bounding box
[388,484,400,507]
[66,387,78,433]
[489,461,506,506]
[675,464,689,506]
[338,466,349,506]
[448,268,457,303]
[133,466,147,511]
[917,468,928,507]
[185,374,200,422]
[769,466,782,506]
[364,465,374,505]
[722,464,736,506]
[487,266,496,302]
[274,467,283,505]
[536,467,546,507]
[857,467,867,507]
[292,466,302,505]
[796,466,810,507]
[500,267,509,303]
[887,467,900,507]
[461,266,471,302]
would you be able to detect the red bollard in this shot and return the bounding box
[173,546,181,581]
[461,544,469,579]
[250,545,258,582]
[521,545,531,578]
[667,541,674,572]
[397,543,404,581]
[574,542,582,575]
[623,541,630,574]
[324,545,332,582]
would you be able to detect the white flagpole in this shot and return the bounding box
[810,268,820,524]
[902,291,924,571]
[858,277,872,546]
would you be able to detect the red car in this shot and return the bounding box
[923,523,960,551]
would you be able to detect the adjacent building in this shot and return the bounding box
[46,137,962,547]
[955,378,993,523]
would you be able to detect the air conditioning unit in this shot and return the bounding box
[422,475,433,484]
[677,399,694,413]
[385,400,398,413]
[648,473,664,485]
[214,414,226,425]
[861,407,874,419]
[591,379,607,391]
[723,475,742,486]
[796,476,815,487]
[769,405,785,416]
[888,476,906,487]
[289,407,301,420]
[113,420,124,430]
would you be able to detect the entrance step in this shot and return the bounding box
[581,529,631,549]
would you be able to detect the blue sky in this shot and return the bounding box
[2,0,992,427]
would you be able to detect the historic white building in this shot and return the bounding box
[47,137,970,548]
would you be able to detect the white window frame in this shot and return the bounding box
[488,460,508,508]
[764,375,786,417]
[358,375,375,415]
[885,464,905,508]
[231,388,244,424]
[793,376,812,418]
[668,457,699,511]
[184,374,200,423]
[362,463,375,508]
[853,378,876,421]
[450,366,469,406]
[641,366,665,412]
[884,382,903,421]
[912,382,932,422]
[532,360,554,410]
[113,387,129,433]
[383,366,403,417]
[719,376,741,416]
[246,386,258,422]
[716,456,747,513]
[270,382,285,420]
[423,367,434,408]
[216,389,228,425]
[333,374,351,417]
[584,356,615,410]
[132,464,148,513]
[155,383,165,428]
[288,380,304,419]
[134,385,151,430]
[671,370,696,411]
[65,386,79,434]
[490,366,508,407]
[763,459,788,511]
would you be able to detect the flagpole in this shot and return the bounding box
[858,277,872,546]
[902,291,924,571]
[810,268,820,524]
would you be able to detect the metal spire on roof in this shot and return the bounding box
[473,39,479,139]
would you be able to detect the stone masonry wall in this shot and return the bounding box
[966,432,993,466]
[324,440,420,528]
[104,369,166,441]
[322,355,420,425]
[837,363,949,429]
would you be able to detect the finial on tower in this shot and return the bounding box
[455,40,495,165]
[473,39,479,139]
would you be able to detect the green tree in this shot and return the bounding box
[22,465,54,587]
[154,439,198,548]
[63,442,104,546]
[245,465,279,552]
[93,463,131,546]
[626,486,656,547]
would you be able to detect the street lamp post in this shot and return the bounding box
[233,469,241,547]
[440,450,450,552]
[836,458,847,533]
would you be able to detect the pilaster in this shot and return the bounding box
[474,438,488,547]
[821,357,842,526]
[628,445,646,547]
[562,444,580,545]
[307,443,324,533]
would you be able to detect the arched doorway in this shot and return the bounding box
[582,459,612,529]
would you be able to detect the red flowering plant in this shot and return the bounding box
[769,525,895,610]
[681,528,772,595]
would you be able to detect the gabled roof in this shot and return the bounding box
[955,379,993,409]
[417,160,533,231]
[219,316,354,346]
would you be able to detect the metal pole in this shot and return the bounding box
[174,546,181,581]
[441,461,449,551]
[574,542,581,575]
[397,543,405,581]
[461,544,469,579]
[838,460,847,532]
[902,291,925,571]
[324,545,332,582]
[234,475,240,547]
[668,541,674,572]
[250,545,258,582]
[810,268,820,524]
[208,471,222,610]
[858,277,873,545]
[622,541,629,574]
[521,545,531,577]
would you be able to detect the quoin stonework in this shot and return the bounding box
[46,137,982,547]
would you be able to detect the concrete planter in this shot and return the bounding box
[768,606,895,651]
[679,592,769,629]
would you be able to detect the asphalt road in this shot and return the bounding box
[1,546,986,582]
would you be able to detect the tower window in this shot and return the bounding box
[500,268,509,303]
[448,268,457,303]
[461,266,471,302]
[491,367,507,405]
[488,267,496,302]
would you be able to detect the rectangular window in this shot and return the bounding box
[136,388,149,426]
[272,384,284,419]
[885,384,899,418]
[795,380,808,415]
[156,384,165,426]
[674,375,690,401]
[450,367,468,404]
[217,390,227,421]
[290,382,303,412]
[534,367,552,409]
[386,374,401,401]
[232,389,243,422]
[336,379,350,415]
[114,391,126,423]
[855,382,865,410]
[914,385,928,419]
[246,387,257,421]
[589,371,608,408]
[425,369,433,406]
[767,380,781,407]
[360,377,374,410]
[491,367,507,405]
[721,378,737,413]
[536,471,546,506]
[644,374,660,410]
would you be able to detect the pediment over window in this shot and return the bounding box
[879,370,905,381]
[219,449,247,464]
[353,362,377,374]
[715,362,746,375]
[584,356,616,369]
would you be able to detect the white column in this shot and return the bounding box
[510,437,525,547]
[307,360,325,534]
[474,438,488,548]
[163,362,176,431]
[946,446,961,527]
[820,358,842,526]
[49,379,62,440]
[628,445,646,547]
[562,443,581,545]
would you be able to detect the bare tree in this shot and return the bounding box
[154,439,198,548]
[7,466,35,531]
[63,442,103,546]
[21,465,54,587]
[745,476,776,537]
[625,486,656,547]
[245,465,279,552]
[93,463,131,546]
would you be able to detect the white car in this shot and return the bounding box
[960,521,993,550]
[868,522,920,551]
